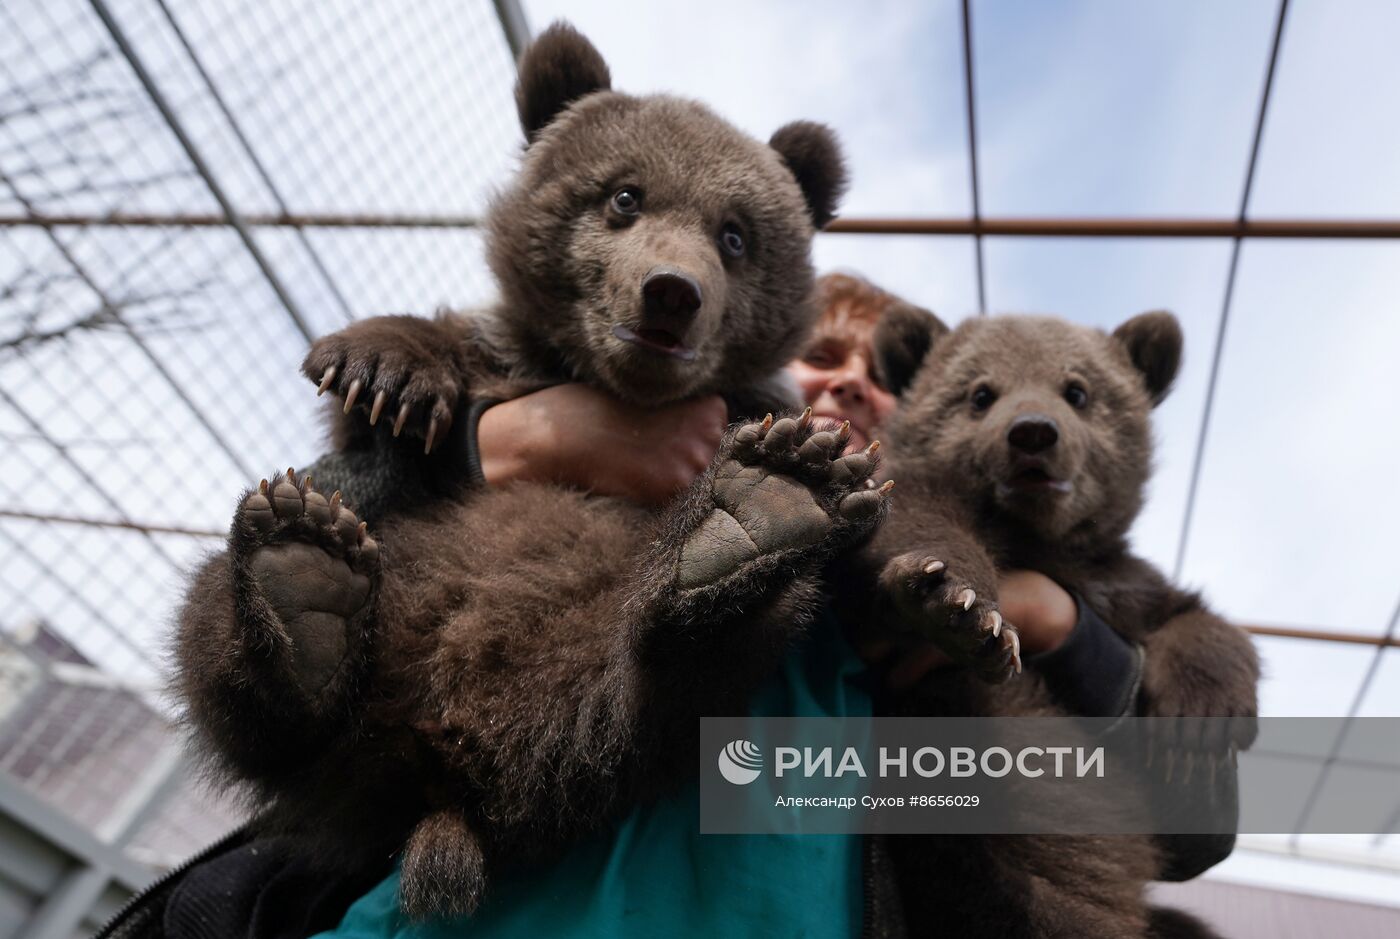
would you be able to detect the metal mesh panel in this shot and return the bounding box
[0,0,519,872]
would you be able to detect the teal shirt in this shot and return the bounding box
[316,609,872,939]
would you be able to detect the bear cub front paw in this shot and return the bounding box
[234,469,379,696]
[303,315,464,453]
[880,552,1022,682]
[677,408,892,590]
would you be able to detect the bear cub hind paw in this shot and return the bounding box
[235,469,379,695]
[677,409,891,590]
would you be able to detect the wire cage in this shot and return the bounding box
[0,1,525,932]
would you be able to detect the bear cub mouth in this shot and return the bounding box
[1004,464,1073,495]
[611,324,697,362]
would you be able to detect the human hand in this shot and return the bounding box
[995,570,1077,656]
[858,569,1078,691]
[476,383,728,508]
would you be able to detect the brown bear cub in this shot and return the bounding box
[172,23,888,920]
[851,308,1260,938]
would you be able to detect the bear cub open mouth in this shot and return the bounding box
[611,323,697,361]
[1004,462,1072,494]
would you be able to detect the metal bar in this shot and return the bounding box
[0,505,1386,649]
[1236,835,1400,875]
[0,210,483,229]
[8,514,1398,645]
[0,525,157,670]
[0,385,196,576]
[21,866,117,939]
[492,0,533,61]
[150,0,356,326]
[826,216,1400,238]
[0,509,224,538]
[1290,589,1400,841]
[0,775,152,889]
[86,0,316,343]
[959,0,987,315]
[1174,0,1291,582]
[9,211,1400,238]
[0,171,257,482]
[96,745,185,845]
[3,775,153,939]
[1242,624,1399,648]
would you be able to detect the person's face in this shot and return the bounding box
[787,327,898,452]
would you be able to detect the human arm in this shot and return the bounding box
[472,383,728,507]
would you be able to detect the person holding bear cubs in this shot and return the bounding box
[146,21,1250,939]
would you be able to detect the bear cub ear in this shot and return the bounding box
[769,121,849,229]
[515,22,612,143]
[873,301,950,397]
[1112,310,1182,407]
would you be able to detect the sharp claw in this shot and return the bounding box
[958,588,975,611]
[923,559,945,575]
[1009,630,1021,672]
[286,467,296,483]
[370,390,387,426]
[302,475,314,493]
[329,490,342,514]
[258,479,269,495]
[865,440,880,456]
[878,479,894,494]
[797,406,812,430]
[761,413,774,432]
[357,520,368,542]
[393,403,410,438]
[343,378,363,414]
[836,420,852,444]
[317,365,337,396]
[988,610,1002,637]
[425,416,440,455]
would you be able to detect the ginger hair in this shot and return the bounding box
[812,271,904,349]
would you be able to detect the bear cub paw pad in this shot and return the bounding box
[677,409,891,589]
[238,469,379,692]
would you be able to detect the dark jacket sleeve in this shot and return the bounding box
[1026,598,1239,881]
[459,396,499,489]
[1025,598,1143,720]
[301,397,500,524]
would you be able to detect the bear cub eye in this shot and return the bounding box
[1063,382,1089,409]
[610,187,642,217]
[719,222,746,258]
[970,384,997,412]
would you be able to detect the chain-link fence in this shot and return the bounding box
[0,3,526,918]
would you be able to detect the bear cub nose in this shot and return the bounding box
[642,267,703,330]
[1008,415,1059,454]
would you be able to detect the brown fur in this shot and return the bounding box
[171,22,860,920]
[847,309,1259,939]
[303,23,847,455]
